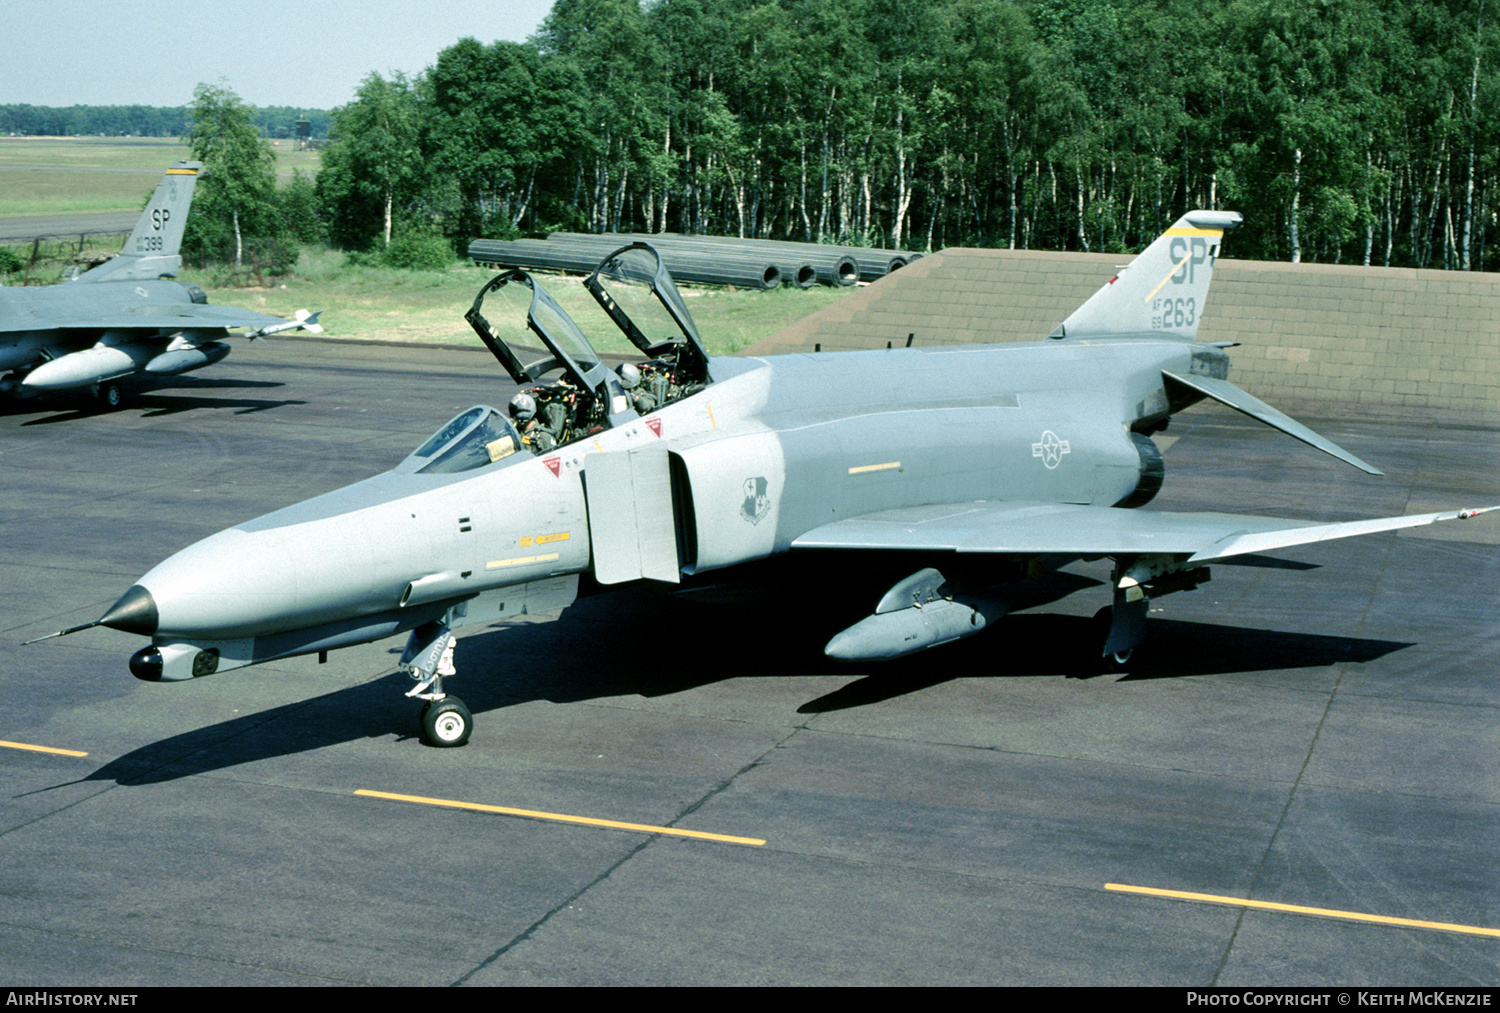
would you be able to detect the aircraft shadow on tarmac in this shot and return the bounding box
[14,382,304,422]
[80,585,1410,787]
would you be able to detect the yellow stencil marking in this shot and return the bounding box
[518,532,570,549]
[486,553,560,569]
[356,789,765,846]
[1106,883,1500,938]
[848,461,901,475]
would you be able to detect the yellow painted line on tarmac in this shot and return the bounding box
[1106,883,1500,938]
[0,739,88,758]
[356,789,766,847]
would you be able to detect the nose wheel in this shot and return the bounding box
[420,696,473,748]
[401,622,473,747]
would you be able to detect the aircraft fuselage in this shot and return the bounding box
[109,337,1200,680]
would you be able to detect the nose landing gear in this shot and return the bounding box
[400,622,472,747]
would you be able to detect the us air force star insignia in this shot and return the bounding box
[1032,430,1071,469]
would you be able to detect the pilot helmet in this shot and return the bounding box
[508,391,537,422]
[617,363,642,390]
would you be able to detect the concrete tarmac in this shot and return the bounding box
[1,339,1496,986]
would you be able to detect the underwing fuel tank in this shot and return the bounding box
[22,344,150,391]
[144,341,231,376]
[824,568,1010,661]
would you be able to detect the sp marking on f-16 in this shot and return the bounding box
[29,214,1498,747]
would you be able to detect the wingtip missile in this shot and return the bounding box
[249,309,323,340]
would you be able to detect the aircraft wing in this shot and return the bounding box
[791,501,1498,564]
[47,303,299,333]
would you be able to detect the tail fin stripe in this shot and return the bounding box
[1145,253,1197,303]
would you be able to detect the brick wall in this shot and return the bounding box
[748,249,1500,420]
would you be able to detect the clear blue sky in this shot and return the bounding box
[3,0,557,110]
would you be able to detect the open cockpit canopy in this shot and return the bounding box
[465,270,616,397]
[586,243,711,387]
[462,245,713,456]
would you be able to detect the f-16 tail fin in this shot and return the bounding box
[1050,209,1242,342]
[77,161,201,284]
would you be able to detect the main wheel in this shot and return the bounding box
[421,696,472,747]
[1092,606,1134,672]
[96,382,123,410]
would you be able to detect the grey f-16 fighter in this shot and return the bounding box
[0,161,321,408]
[33,214,1496,746]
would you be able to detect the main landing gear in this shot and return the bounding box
[401,622,472,747]
[1083,561,1212,675]
[96,381,123,410]
[1092,606,1138,672]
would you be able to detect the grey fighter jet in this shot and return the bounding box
[33,214,1496,746]
[0,161,321,409]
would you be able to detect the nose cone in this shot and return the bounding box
[133,527,301,639]
[99,584,158,636]
[130,515,394,640]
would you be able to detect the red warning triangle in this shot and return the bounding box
[543,456,561,477]
[646,418,662,437]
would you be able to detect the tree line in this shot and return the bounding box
[310,0,1498,272]
[0,103,330,140]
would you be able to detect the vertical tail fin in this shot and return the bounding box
[1050,210,1242,342]
[78,161,201,283]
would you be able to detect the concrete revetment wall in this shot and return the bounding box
[750,248,1500,421]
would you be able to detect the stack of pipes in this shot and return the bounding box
[468,232,923,290]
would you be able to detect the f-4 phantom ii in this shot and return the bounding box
[0,161,321,409]
[33,212,1496,746]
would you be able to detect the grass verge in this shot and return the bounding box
[191,247,853,357]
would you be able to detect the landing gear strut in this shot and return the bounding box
[1092,606,1137,671]
[400,622,471,747]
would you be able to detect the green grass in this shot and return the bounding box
[0,136,192,171]
[193,248,853,357]
[0,136,321,218]
[0,168,174,216]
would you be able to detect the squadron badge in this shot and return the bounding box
[740,476,770,525]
